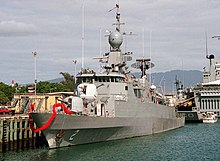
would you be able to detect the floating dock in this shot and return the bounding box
[0,115,47,152]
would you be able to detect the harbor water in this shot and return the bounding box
[1,122,220,161]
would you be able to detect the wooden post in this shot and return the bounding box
[24,117,28,148]
[0,119,3,152]
[9,119,13,151]
[2,119,8,152]
[0,116,46,152]
[14,117,18,150]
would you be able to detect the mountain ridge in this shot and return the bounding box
[150,70,202,93]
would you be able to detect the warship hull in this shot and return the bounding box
[31,111,184,149]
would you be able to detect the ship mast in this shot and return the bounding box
[108,3,123,52]
[205,32,215,82]
[115,4,120,32]
[81,2,85,69]
[110,3,123,32]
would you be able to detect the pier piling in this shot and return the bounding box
[0,115,46,152]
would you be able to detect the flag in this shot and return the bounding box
[28,85,35,93]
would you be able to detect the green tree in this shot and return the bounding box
[0,82,15,104]
[60,72,75,92]
[36,81,69,93]
[0,71,77,104]
[0,91,10,105]
[15,82,70,94]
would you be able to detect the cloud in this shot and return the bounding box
[0,20,38,36]
[1,0,220,84]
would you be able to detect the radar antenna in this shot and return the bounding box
[131,58,155,78]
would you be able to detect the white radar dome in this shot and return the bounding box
[108,31,123,50]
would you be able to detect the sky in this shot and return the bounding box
[0,0,220,84]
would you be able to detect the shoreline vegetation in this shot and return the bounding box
[0,72,74,106]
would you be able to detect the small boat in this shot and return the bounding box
[202,112,218,123]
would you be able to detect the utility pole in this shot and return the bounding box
[73,60,77,95]
[33,51,37,97]
[73,60,77,84]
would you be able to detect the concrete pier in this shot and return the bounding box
[0,115,47,152]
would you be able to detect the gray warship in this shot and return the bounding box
[30,4,185,149]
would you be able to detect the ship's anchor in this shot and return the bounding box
[55,130,64,146]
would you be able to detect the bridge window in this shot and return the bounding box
[111,77,114,82]
[95,76,125,83]
[77,77,93,83]
[105,77,110,82]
